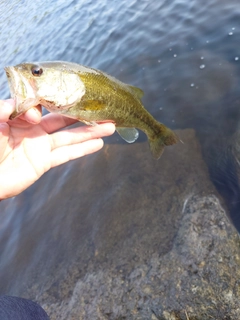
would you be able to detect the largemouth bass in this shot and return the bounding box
[4,61,177,158]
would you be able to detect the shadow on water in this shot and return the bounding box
[198,101,240,231]
[141,48,240,232]
[132,48,240,232]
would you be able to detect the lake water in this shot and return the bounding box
[1,0,240,313]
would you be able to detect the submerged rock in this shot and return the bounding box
[1,129,239,319]
[26,129,238,320]
[42,194,240,320]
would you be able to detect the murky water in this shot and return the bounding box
[0,0,240,305]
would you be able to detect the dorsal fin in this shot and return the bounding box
[127,85,144,100]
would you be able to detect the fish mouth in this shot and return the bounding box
[4,66,19,101]
[4,66,39,115]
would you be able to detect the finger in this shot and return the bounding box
[49,123,115,150]
[50,138,104,168]
[20,105,42,124]
[0,123,10,160]
[0,99,15,122]
[40,113,78,133]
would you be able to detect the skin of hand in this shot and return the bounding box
[0,99,115,200]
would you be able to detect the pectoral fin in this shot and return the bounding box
[80,119,98,126]
[116,127,139,143]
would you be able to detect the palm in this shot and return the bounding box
[1,120,52,195]
[0,114,115,199]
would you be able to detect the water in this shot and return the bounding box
[0,0,240,308]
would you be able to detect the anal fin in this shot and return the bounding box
[116,127,139,143]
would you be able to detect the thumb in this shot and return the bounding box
[0,99,15,122]
[0,123,9,161]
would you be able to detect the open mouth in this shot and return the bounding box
[4,66,42,120]
[4,66,38,114]
[4,66,19,101]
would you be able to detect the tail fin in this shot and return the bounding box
[149,127,178,159]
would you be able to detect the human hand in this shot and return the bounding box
[0,99,115,199]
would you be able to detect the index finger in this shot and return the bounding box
[40,113,79,133]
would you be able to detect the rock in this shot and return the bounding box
[29,128,239,319]
[42,193,240,320]
[1,129,240,319]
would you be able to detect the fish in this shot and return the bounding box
[4,61,178,158]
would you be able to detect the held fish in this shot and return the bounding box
[4,61,178,158]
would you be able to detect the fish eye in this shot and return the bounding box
[31,65,43,77]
